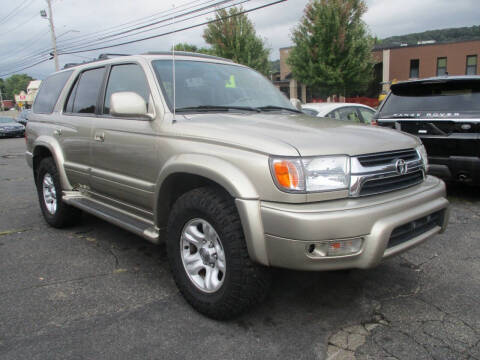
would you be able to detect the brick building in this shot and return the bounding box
[373,39,479,92]
[275,39,480,99]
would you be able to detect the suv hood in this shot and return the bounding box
[174,112,419,157]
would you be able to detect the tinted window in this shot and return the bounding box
[68,67,105,114]
[104,64,150,114]
[33,70,73,114]
[380,80,480,114]
[330,107,361,122]
[359,108,375,124]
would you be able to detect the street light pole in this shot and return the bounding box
[46,0,59,71]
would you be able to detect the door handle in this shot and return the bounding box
[94,132,105,142]
[53,129,62,136]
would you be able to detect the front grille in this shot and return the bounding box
[388,210,444,248]
[359,170,424,196]
[357,149,418,167]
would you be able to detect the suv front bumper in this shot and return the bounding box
[237,176,449,270]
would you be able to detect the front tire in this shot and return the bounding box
[166,187,270,320]
[36,157,80,228]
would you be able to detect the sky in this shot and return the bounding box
[0,0,479,80]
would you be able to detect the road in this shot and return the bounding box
[0,137,479,360]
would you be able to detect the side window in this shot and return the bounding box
[103,64,150,114]
[336,107,361,122]
[359,108,375,124]
[65,67,105,114]
[33,70,73,114]
[328,110,340,119]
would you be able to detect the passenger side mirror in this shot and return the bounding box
[290,98,302,111]
[110,92,154,120]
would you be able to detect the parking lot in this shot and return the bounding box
[0,136,479,360]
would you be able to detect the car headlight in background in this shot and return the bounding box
[270,155,350,193]
[416,144,429,171]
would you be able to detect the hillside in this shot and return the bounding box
[379,25,480,47]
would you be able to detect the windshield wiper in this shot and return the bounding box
[256,105,302,113]
[175,105,260,113]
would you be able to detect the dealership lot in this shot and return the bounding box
[0,137,479,360]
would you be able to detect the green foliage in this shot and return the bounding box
[3,74,33,99]
[380,25,480,47]
[203,7,270,75]
[269,59,280,73]
[172,43,214,55]
[288,0,373,97]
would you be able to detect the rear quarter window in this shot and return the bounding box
[33,70,73,114]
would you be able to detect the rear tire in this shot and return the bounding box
[36,157,80,228]
[166,186,270,320]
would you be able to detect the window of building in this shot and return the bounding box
[409,59,419,78]
[436,57,447,76]
[466,55,477,75]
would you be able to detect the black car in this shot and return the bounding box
[376,76,480,185]
[0,117,25,138]
[16,109,31,126]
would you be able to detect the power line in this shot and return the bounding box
[0,0,37,27]
[55,0,216,48]
[58,0,246,54]
[1,0,220,72]
[0,0,285,76]
[0,57,50,77]
[59,0,285,55]
[56,0,225,51]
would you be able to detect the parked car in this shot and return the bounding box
[376,76,480,185]
[16,109,31,126]
[0,117,25,137]
[302,102,377,124]
[26,52,449,319]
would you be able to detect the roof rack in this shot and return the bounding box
[62,53,131,70]
[143,51,233,63]
[97,53,130,59]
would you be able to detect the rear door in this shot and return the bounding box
[61,67,106,188]
[89,63,159,218]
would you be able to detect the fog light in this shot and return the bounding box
[307,238,363,257]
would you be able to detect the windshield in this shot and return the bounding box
[0,118,15,123]
[152,60,296,112]
[380,80,480,116]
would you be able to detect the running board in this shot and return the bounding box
[63,193,160,244]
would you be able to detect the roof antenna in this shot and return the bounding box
[172,4,176,121]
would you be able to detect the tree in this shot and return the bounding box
[203,7,270,75]
[287,0,373,97]
[172,43,214,55]
[4,74,33,99]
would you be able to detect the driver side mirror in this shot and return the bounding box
[290,98,302,111]
[110,92,154,120]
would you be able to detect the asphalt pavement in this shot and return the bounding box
[0,137,479,360]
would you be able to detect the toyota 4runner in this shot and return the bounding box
[26,52,449,319]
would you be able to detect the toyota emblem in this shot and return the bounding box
[395,159,407,175]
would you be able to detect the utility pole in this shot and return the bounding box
[0,90,4,112]
[43,0,59,71]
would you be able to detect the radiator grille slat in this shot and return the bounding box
[357,149,418,167]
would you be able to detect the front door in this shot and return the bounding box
[89,63,160,218]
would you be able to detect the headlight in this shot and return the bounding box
[270,156,350,192]
[416,145,429,171]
